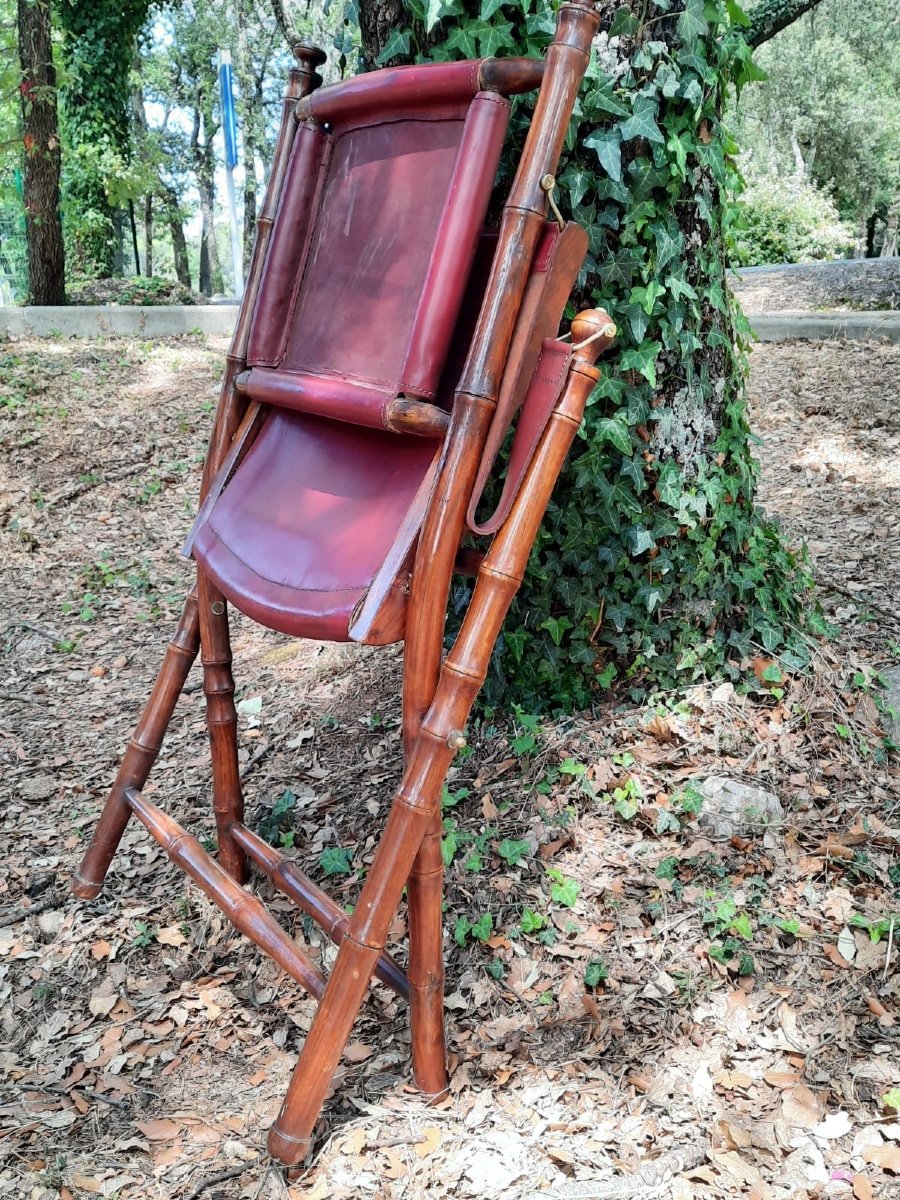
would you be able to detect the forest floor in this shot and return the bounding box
[731,258,900,313]
[1,333,899,1200]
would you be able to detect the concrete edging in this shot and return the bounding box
[748,310,900,343]
[2,304,899,344]
[0,304,238,338]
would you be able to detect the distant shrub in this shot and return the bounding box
[732,176,854,267]
[67,276,198,306]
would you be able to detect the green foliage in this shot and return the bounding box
[732,174,853,265]
[319,846,354,876]
[732,0,900,251]
[379,0,820,709]
[256,788,297,846]
[57,0,155,276]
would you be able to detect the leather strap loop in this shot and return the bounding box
[466,338,572,535]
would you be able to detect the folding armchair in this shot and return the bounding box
[73,0,616,1165]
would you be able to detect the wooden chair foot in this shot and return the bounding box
[267,1125,312,1167]
[71,871,104,901]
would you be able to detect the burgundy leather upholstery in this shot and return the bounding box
[192,410,438,642]
[246,89,510,407]
[192,64,552,645]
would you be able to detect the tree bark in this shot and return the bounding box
[746,0,825,48]
[16,0,65,305]
[163,187,191,288]
[354,0,826,706]
[192,109,223,296]
[144,193,153,276]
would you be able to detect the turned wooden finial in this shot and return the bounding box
[291,42,327,91]
[292,42,327,69]
[570,308,617,365]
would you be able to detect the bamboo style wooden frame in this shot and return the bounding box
[73,5,615,1166]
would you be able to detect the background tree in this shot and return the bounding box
[16,0,65,304]
[56,0,155,277]
[353,0,827,709]
[732,0,900,256]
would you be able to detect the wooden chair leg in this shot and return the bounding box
[268,786,441,1165]
[197,571,247,884]
[265,323,605,1166]
[408,803,449,1096]
[73,589,200,899]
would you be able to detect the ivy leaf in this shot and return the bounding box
[629,527,656,556]
[472,17,516,56]
[631,279,665,314]
[598,249,636,289]
[677,0,708,44]
[584,127,622,182]
[540,615,573,645]
[619,96,664,144]
[424,0,462,32]
[619,339,662,386]
[479,0,507,18]
[624,302,649,344]
[375,28,412,63]
[498,838,531,866]
[666,273,698,301]
[319,847,353,876]
[651,220,684,272]
[444,23,479,57]
[550,875,579,908]
[597,416,632,455]
[656,460,683,508]
[725,0,750,26]
[584,83,629,118]
[559,163,594,209]
[608,6,640,36]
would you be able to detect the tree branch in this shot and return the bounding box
[268,0,298,48]
[746,0,825,48]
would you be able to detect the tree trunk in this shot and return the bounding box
[128,200,141,275]
[198,170,222,296]
[16,0,65,305]
[144,193,153,276]
[355,0,826,707]
[192,108,222,297]
[163,187,191,288]
[235,23,258,270]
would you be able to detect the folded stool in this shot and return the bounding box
[73,0,616,1164]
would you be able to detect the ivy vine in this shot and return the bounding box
[360,0,823,710]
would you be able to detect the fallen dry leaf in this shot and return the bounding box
[136,1118,182,1142]
[414,1126,443,1158]
[853,1174,874,1200]
[781,1084,825,1128]
[862,1144,900,1173]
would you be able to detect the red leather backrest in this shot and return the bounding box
[247,69,511,407]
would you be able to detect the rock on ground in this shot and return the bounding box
[696,776,785,848]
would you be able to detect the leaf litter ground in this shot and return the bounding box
[0,334,898,1200]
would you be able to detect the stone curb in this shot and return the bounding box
[2,304,899,344]
[0,304,237,338]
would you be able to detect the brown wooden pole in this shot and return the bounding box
[73,47,325,902]
[407,804,447,1095]
[197,570,246,883]
[125,789,327,999]
[230,821,410,1000]
[267,306,611,1166]
[73,590,201,899]
[401,0,601,1112]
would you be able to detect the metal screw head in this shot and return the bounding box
[211,601,225,615]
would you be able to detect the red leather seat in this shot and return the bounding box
[191,409,438,642]
[191,65,514,645]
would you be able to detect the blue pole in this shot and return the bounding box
[218,49,244,299]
